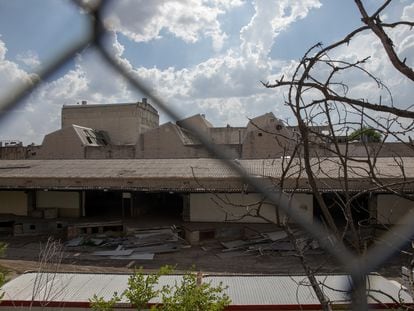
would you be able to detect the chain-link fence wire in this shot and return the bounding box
[1,0,414,309]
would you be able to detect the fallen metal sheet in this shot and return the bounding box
[127,227,174,236]
[131,243,181,254]
[262,231,288,241]
[93,249,134,256]
[133,233,179,243]
[110,253,154,260]
[221,240,248,249]
[66,237,84,247]
[72,220,123,228]
[249,242,295,252]
[89,238,104,246]
[122,240,167,248]
[134,229,174,237]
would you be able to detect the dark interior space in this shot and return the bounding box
[85,191,123,217]
[84,190,183,219]
[132,192,183,219]
[314,193,370,228]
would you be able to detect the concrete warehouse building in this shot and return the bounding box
[0,99,413,234]
[0,157,413,229]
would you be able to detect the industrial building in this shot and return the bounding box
[0,157,412,230]
[2,99,413,161]
[0,99,413,232]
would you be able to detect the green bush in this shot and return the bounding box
[90,266,230,311]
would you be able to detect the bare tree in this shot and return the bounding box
[30,237,66,309]
[259,1,414,309]
[187,1,414,310]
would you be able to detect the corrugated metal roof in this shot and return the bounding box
[0,159,238,179]
[0,157,413,179]
[0,157,413,192]
[206,274,411,305]
[0,272,411,308]
[1,273,183,304]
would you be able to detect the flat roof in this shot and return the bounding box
[0,272,410,309]
[62,101,158,114]
[63,102,148,109]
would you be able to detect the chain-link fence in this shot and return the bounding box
[1,1,414,309]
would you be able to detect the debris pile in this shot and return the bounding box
[216,229,322,258]
[65,223,322,262]
[66,225,186,261]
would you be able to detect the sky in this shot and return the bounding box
[0,0,413,145]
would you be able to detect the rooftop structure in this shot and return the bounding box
[1,100,414,160]
[61,99,159,145]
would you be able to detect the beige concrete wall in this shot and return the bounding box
[62,103,159,145]
[177,114,212,135]
[242,113,294,159]
[189,193,313,223]
[0,191,27,215]
[0,145,41,160]
[336,142,414,157]
[377,194,414,224]
[210,127,246,144]
[242,130,294,158]
[0,146,27,159]
[36,127,84,159]
[136,123,211,158]
[85,145,135,159]
[36,191,80,218]
[278,193,313,224]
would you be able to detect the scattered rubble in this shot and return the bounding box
[66,225,186,261]
[216,229,322,258]
[64,223,322,262]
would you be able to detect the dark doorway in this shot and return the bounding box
[314,193,370,228]
[132,192,183,220]
[84,190,183,220]
[85,191,122,217]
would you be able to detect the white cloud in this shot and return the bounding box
[5,1,413,145]
[122,0,322,100]
[104,0,242,51]
[240,0,321,61]
[209,0,244,9]
[326,5,414,110]
[0,35,136,144]
[402,2,414,20]
[0,0,324,144]
[0,38,37,100]
[16,50,40,69]
[0,39,6,60]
